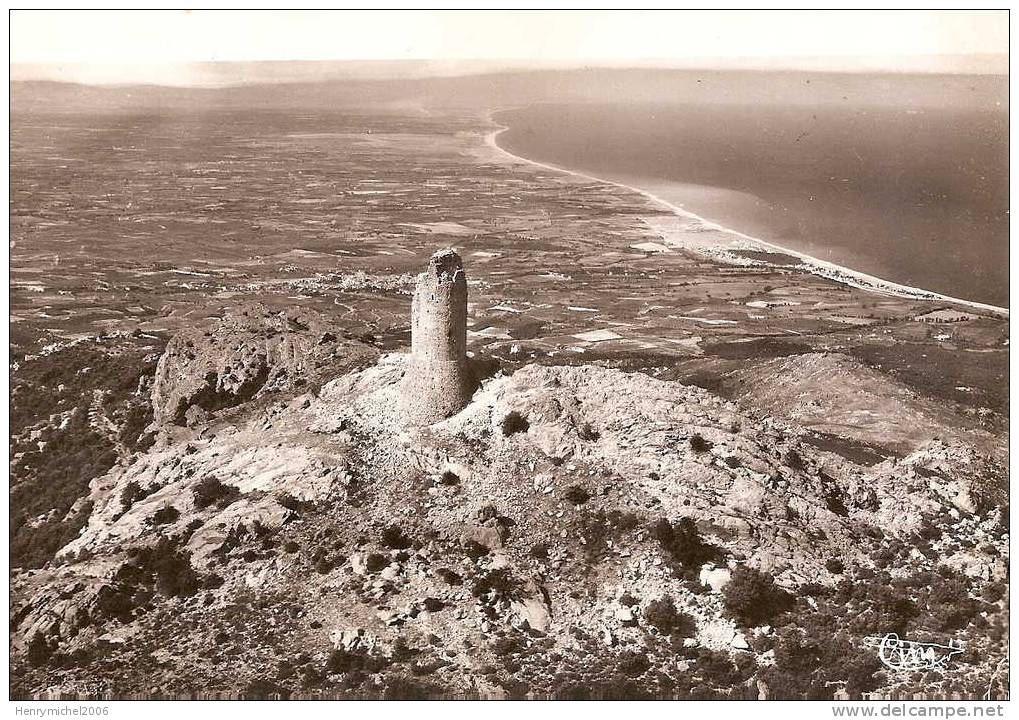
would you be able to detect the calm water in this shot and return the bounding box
[496,103,1008,307]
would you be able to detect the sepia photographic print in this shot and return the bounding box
[7,9,1011,706]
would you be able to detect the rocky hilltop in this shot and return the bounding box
[10,326,1008,699]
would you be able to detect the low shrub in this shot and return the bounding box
[436,568,463,585]
[651,517,721,578]
[422,597,445,613]
[643,596,697,637]
[500,411,529,436]
[529,543,549,560]
[689,434,713,453]
[243,678,289,699]
[193,476,240,510]
[723,566,794,627]
[27,633,53,667]
[617,651,651,677]
[464,540,490,560]
[149,506,180,526]
[564,485,592,505]
[277,493,314,513]
[120,481,148,511]
[381,524,413,550]
[490,635,524,657]
[326,648,386,674]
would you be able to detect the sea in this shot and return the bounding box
[495,102,1008,308]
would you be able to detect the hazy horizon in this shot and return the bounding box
[10,53,1010,89]
[10,10,1008,87]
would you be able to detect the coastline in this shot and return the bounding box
[484,117,1009,319]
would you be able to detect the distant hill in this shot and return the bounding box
[11,67,1009,114]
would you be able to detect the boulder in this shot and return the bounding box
[614,607,637,626]
[465,523,508,551]
[699,565,732,592]
[510,582,552,632]
[731,632,750,650]
[330,628,377,653]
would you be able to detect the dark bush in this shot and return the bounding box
[463,540,490,560]
[917,519,943,542]
[149,506,180,526]
[27,632,53,667]
[382,676,441,700]
[784,449,804,470]
[825,558,845,575]
[193,476,240,510]
[644,596,697,637]
[10,343,158,570]
[95,585,136,623]
[617,651,651,677]
[578,423,600,441]
[326,648,385,674]
[436,568,463,585]
[381,524,413,550]
[439,470,460,486]
[277,493,314,513]
[422,597,445,613]
[608,510,640,532]
[529,542,549,560]
[120,481,148,511]
[564,485,592,505]
[365,553,388,573]
[283,540,300,554]
[924,571,980,631]
[151,548,200,598]
[723,566,794,627]
[689,434,713,453]
[500,411,529,436]
[490,635,524,657]
[651,517,721,578]
[111,537,200,603]
[768,630,881,699]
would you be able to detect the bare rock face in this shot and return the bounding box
[10,354,1008,699]
[398,249,475,425]
[150,304,378,427]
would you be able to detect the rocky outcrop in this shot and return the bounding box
[150,304,378,427]
[10,355,1008,699]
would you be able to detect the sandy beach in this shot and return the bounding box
[485,119,1008,319]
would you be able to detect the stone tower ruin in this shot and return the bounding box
[399,248,474,424]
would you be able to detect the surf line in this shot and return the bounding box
[484,114,1008,319]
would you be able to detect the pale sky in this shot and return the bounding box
[10,9,1009,85]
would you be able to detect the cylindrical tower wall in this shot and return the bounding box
[410,272,467,362]
[399,248,474,425]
